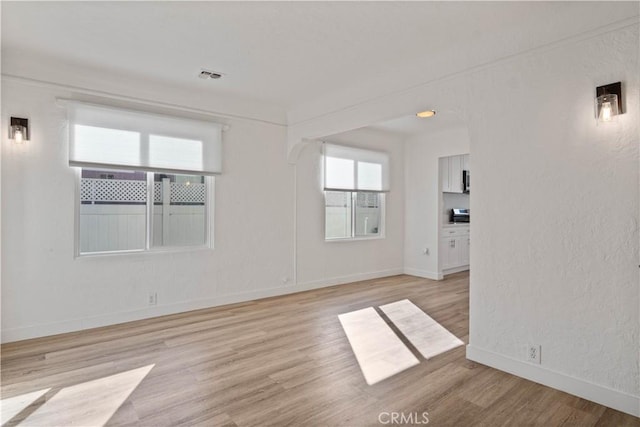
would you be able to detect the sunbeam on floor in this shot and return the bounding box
[339,299,464,385]
[1,364,154,427]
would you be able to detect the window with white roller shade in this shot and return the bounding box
[323,143,389,192]
[323,143,388,240]
[66,101,223,175]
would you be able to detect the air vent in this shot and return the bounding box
[198,70,223,80]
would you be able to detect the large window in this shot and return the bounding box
[323,143,389,240]
[67,101,222,255]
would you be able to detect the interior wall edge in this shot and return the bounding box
[466,345,640,418]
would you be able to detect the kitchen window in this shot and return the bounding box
[66,101,222,255]
[323,143,389,240]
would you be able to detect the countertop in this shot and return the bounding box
[443,223,471,228]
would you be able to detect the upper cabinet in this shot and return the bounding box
[440,154,469,193]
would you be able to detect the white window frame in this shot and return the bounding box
[74,168,215,258]
[324,190,386,242]
[322,142,389,242]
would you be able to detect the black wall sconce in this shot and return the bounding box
[9,117,29,144]
[595,82,623,124]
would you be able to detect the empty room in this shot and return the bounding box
[1,2,638,426]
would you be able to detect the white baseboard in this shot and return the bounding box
[296,268,405,290]
[443,265,469,275]
[403,267,443,280]
[1,268,404,343]
[466,345,640,418]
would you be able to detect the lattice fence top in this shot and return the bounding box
[153,182,162,203]
[170,182,206,203]
[357,192,379,208]
[81,179,147,203]
[326,191,349,207]
[81,179,205,204]
[325,191,380,208]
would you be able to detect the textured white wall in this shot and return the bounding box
[466,25,639,397]
[288,22,639,412]
[295,128,405,286]
[0,80,296,341]
[403,127,470,279]
[1,80,408,342]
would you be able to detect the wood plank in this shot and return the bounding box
[1,272,637,426]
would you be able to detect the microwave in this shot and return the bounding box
[463,170,470,193]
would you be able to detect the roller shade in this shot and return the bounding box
[323,143,389,192]
[66,101,223,175]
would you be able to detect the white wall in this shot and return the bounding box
[1,79,408,343]
[404,127,470,279]
[1,79,296,341]
[289,22,639,415]
[465,25,639,410]
[295,128,405,286]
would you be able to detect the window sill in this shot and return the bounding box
[75,245,213,260]
[325,235,385,243]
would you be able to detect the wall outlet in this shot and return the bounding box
[527,344,541,364]
[148,292,158,306]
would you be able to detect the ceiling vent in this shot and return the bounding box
[198,70,223,80]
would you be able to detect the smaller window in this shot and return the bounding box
[323,143,389,241]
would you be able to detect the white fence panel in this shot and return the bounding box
[166,206,205,246]
[151,206,205,247]
[80,178,206,252]
[79,205,146,253]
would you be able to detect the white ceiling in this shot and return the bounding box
[2,2,638,127]
[368,110,468,138]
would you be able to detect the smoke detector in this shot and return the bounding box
[198,69,223,80]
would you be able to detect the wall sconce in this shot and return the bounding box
[9,117,29,144]
[595,82,623,124]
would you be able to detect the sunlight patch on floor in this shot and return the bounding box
[339,300,464,385]
[13,364,154,427]
[0,388,51,424]
[338,307,419,385]
[380,299,464,359]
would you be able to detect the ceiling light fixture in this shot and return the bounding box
[416,110,436,118]
[198,70,223,80]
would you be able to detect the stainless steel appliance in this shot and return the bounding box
[463,170,470,193]
[450,208,470,223]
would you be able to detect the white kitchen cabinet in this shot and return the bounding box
[440,227,470,271]
[440,157,450,193]
[440,155,465,193]
[440,236,457,270]
[460,235,470,265]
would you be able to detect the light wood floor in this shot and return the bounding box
[1,273,638,426]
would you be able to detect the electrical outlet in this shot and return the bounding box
[527,344,541,364]
[148,292,158,306]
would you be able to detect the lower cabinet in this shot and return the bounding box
[440,229,470,271]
